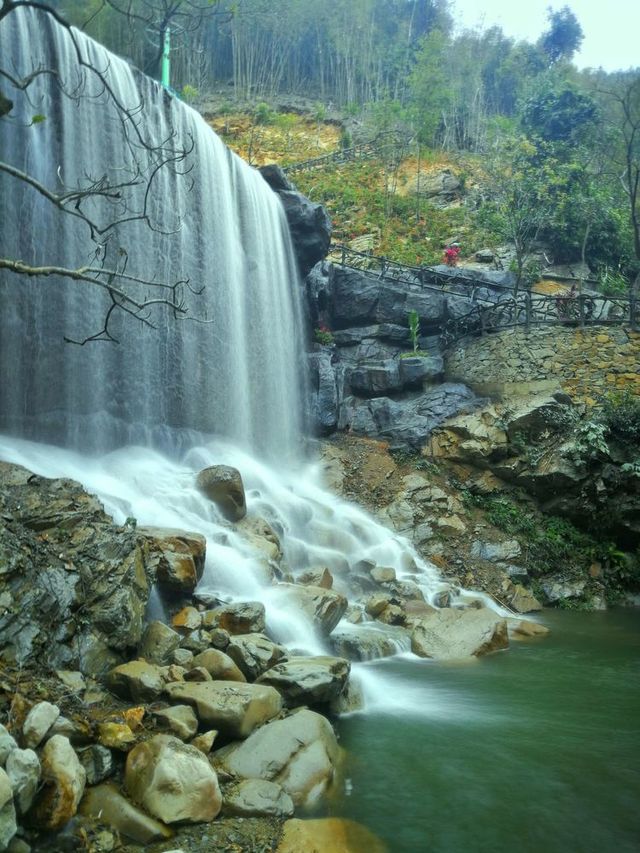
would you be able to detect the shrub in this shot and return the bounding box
[601,390,640,445]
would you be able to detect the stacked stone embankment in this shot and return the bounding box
[444,326,640,405]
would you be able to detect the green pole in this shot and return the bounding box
[161,27,171,88]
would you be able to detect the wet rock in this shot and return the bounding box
[297,568,334,589]
[138,621,182,665]
[256,656,350,707]
[125,734,222,824]
[269,186,332,277]
[274,584,348,635]
[22,701,60,749]
[510,619,550,639]
[196,466,246,522]
[504,583,543,613]
[202,602,265,635]
[80,783,173,844]
[399,355,443,388]
[0,768,17,850]
[223,779,294,818]
[138,528,206,593]
[226,634,287,681]
[79,745,115,785]
[152,706,198,740]
[411,607,508,661]
[234,517,282,563]
[5,748,39,814]
[217,709,340,807]
[164,681,282,738]
[31,735,86,830]
[106,661,164,703]
[171,606,202,633]
[277,818,387,853]
[331,627,399,662]
[191,649,247,683]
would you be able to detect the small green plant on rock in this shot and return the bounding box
[408,309,420,353]
[314,325,334,345]
[601,390,640,445]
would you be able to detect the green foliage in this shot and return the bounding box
[254,102,276,125]
[181,84,199,104]
[601,390,640,445]
[570,420,610,463]
[598,266,630,296]
[407,310,420,352]
[314,326,334,345]
[539,6,584,64]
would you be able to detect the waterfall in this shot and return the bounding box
[0,7,304,459]
[0,9,455,693]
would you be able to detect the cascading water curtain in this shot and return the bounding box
[0,7,306,459]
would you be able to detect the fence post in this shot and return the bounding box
[525,291,532,331]
[631,294,637,331]
[578,295,585,328]
[480,308,486,336]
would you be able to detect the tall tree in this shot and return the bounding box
[539,5,584,65]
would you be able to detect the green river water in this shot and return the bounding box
[333,609,640,853]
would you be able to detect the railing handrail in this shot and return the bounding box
[326,242,636,340]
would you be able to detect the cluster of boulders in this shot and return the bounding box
[0,452,548,850]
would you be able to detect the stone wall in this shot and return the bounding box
[444,325,640,405]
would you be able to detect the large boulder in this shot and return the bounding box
[164,681,282,738]
[225,633,287,681]
[202,602,265,635]
[274,584,348,635]
[0,466,151,675]
[411,607,509,660]
[137,528,206,593]
[0,768,17,850]
[331,627,401,662]
[256,656,350,707]
[216,709,340,807]
[223,779,294,818]
[277,818,387,853]
[196,466,246,521]
[80,783,173,844]
[106,661,165,703]
[30,735,86,830]
[308,348,339,435]
[259,167,332,277]
[125,735,221,824]
[191,648,247,683]
[346,384,477,448]
[5,748,40,814]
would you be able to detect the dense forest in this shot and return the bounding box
[45,0,640,290]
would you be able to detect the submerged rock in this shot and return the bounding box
[274,584,348,635]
